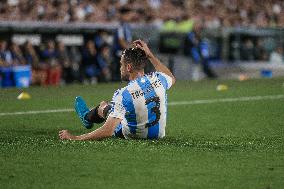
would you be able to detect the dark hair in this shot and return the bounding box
[122,48,148,71]
[119,7,131,14]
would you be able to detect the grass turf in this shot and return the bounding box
[0,78,284,189]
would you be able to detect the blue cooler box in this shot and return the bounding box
[261,69,273,78]
[13,65,31,88]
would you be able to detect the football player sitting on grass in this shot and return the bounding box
[59,40,175,140]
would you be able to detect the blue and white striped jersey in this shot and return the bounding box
[109,72,173,139]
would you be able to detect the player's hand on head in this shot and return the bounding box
[133,39,153,58]
[59,130,74,140]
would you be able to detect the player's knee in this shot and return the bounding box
[99,101,108,111]
[97,101,107,117]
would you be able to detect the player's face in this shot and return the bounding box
[120,55,130,81]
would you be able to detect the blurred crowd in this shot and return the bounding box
[0,37,111,86]
[0,0,284,87]
[0,0,284,28]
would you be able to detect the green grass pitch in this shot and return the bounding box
[0,78,284,189]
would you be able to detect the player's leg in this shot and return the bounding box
[86,101,112,124]
[75,96,125,138]
[74,96,111,129]
[87,101,125,139]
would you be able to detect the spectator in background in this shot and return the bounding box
[57,41,73,84]
[81,40,103,84]
[10,42,25,65]
[94,29,111,51]
[186,22,217,78]
[41,40,61,86]
[0,40,14,87]
[270,46,284,64]
[241,39,254,61]
[94,30,112,82]
[69,46,82,82]
[0,40,13,67]
[148,0,161,10]
[96,43,111,82]
[0,58,4,67]
[23,41,46,86]
[254,38,267,61]
[112,7,133,81]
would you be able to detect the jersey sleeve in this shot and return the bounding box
[156,72,173,90]
[108,90,126,120]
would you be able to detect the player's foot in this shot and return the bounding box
[74,96,93,129]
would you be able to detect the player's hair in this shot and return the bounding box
[122,48,148,71]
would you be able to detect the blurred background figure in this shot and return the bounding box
[94,29,112,82]
[57,41,73,84]
[40,40,61,86]
[0,40,14,87]
[81,40,109,84]
[254,39,267,61]
[270,46,284,64]
[95,44,111,82]
[23,41,46,86]
[112,7,133,81]
[241,39,255,61]
[9,42,25,65]
[186,22,217,79]
[69,46,82,83]
[0,40,13,67]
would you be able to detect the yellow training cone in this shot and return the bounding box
[216,84,228,91]
[17,92,31,100]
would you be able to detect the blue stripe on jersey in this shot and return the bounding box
[122,89,137,134]
[136,77,160,139]
[157,73,168,118]
[157,73,168,90]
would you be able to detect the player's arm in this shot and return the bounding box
[118,27,129,49]
[133,40,176,86]
[119,38,128,49]
[59,117,122,141]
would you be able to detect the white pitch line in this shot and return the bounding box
[0,94,283,116]
[0,109,73,116]
[168,94,284,106]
